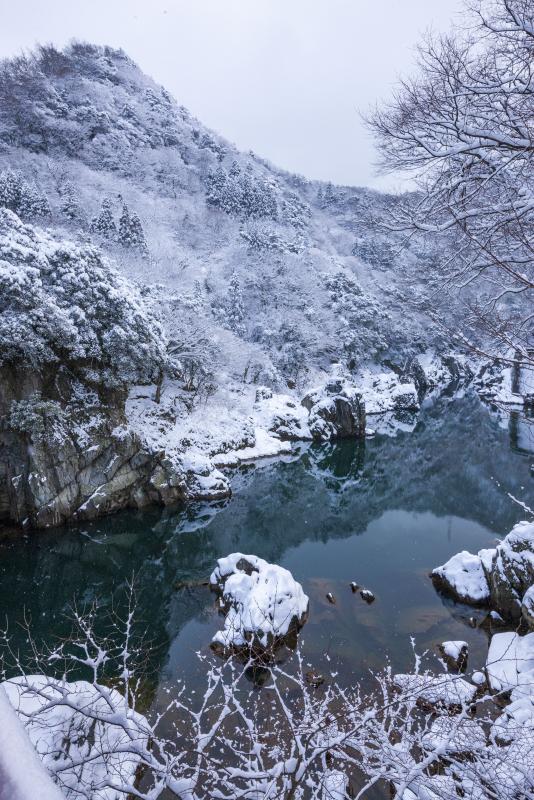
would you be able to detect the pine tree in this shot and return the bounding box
[118,203,131,245]
[0,170,50,218]
[19,182,51,218]
[118,203,148,255]
[90,197,116,238]
[60,182,82,221]
[321,182,336,208]
[0,170,22,210]
[206,167,228,209]
[229,160,241,178]
[226,271,245,335]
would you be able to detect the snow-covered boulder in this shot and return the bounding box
[392,673,477,709]
[302,384,365,441]
[431,550,492,605]
[356,371,420,415]
[489,521,534,621]
[438,640,468,672]
[210,553,309,657]
[391,382,419,412]
[485,632,534,694]
[253,392,312,441]
[3,675,149,800]
[431,521,534,623]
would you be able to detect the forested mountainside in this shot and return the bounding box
[0,43,469,528]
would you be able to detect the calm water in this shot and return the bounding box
[1,392,533,701]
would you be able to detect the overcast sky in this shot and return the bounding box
[1,0,462,189]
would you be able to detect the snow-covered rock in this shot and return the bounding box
[3,675,149,800]
[209,553,309,656]
[486,632,534,694]
[357,371,419,415]
[439,640,468,672]
[302,383,365,440]
[522,585,534,629]
[431,520,534,622]
[431,550,491,605]
[392,673,477,709]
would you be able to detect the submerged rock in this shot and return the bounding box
[209,553,309,658]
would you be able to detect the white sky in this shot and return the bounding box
[0,0,462,190]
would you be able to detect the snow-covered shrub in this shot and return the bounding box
[206,162,278,220]
[0,208,166,386]
[240,220,302,254]
[6,595,532,800]
[8,393,68,445]
[59,181,84,223]
[211,271,246,336]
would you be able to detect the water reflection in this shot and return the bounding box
[0,392,532,693]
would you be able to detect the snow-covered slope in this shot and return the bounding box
[0,43,470,528]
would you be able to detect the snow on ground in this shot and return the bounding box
[2,675,149,800]
[209,553,309,652]
[0,686,64,800]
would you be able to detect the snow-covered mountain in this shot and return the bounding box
[0,43,466,529]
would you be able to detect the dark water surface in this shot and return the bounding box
[1,392,533,699]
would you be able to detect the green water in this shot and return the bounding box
[1,392,533,697]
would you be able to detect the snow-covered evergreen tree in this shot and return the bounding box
[0,170,50,219]
[59,181,82,222]
[118,203,148,255]
[90,197,116,239]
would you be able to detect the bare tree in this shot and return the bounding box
[368,0,534,372]
[1,595,532,799]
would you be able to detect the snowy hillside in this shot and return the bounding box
[0,43,469,528]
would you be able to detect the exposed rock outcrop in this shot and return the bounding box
[302,382,366,441]
[431,521,534,624]
[0,366,230,529]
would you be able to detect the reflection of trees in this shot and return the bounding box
[510,410,534,457]
[0,393,532,685]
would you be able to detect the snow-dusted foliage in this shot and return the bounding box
[0,208,165,386]
[0,40,450,395]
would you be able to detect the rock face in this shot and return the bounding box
[431,521,534,624]
[522,585,534,629]
[302,383,366,441]
[0,366,229,529]
[209,553,309,658]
